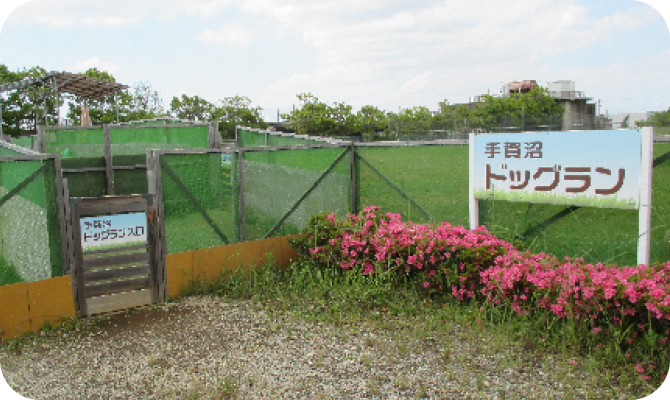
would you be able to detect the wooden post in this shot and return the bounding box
[638,127,653,266]
[350,143,358,215]
[61,178,79,313]
[103,124,114,195]
[144,193,159,304]
[70,198,87,316]
[53,155,69,276]
[469,132,479,230]
[37,125,46,153]
[207,121,217,149]
[238,149,246,241]
[147,151,167,301]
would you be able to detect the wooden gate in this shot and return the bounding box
[70,194,161,316]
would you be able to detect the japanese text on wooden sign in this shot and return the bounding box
[472,130,642,210]
[80,212,147,247]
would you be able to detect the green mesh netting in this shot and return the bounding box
[113,169,149,195]
[110,125,209,156]
[161,153,236,254]
[237,129,266,147]
[52,125,210,198]
[45,129,105,158]
[0,146,25,156]
[0,157,63,285]
[236,129,326,147]
[66,136,669,266]
[11,136,35,149]
[267,134,320,146]
[356,145,470,227]
[242,147,351,240]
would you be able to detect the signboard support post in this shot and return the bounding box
[638,127,653,266]
[469,131,479,230]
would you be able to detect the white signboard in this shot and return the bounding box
[472,130,641,210]
[469,128,653,265]
[80,212,147,249]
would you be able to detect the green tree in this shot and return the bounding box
[1,64,59,137]
[169,94,214,122]
[130,81,165,118]
[637,108,670,131]
[390,106,435,135]
[440,88,563,133]
[330,101,356,136]
[212,95,267,139]
[354,105,388,138]
[280,93,356,136]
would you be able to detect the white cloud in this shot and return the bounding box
[400,71,434,93]
[5,0,235,27]
[3,0,667,113]
[71,57,121,74]
[253,0,661,110]
[197,22,257,47]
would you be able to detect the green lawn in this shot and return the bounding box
[162,142,670,266]
[0,257,24,286]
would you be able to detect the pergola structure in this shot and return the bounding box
[0,71,129,138]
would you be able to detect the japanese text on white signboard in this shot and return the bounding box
[472,131,641,210]
[80,213,147,248]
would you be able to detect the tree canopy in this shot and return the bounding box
[636,108,670,134]
[169,94,267,139]
[280,88,564,139]
[2,63,576,141]
[0,64,59,137]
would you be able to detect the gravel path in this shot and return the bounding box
[1,296,611,399]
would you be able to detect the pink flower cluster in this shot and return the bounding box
[291,205,670,376]
[480,249,670,327]
[302,206,513,295]
[296,206,514,299]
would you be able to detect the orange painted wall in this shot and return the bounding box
[0,236,300,340]
[0,275,75,341]
[165,235,300,299]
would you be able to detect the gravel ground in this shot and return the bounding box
[0,296,613,399]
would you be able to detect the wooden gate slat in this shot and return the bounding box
[77,199,147,215]
[84,265,150,282]
[86,277,150,297]
[84,243,148,256]
[86,289,152,315]
[83,252,149,269]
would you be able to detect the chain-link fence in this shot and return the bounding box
[156,130,670,267]
[0,142,64,286]
[3,127,667,287]
[37,123,217,198]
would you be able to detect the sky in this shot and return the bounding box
[0,0,669,123]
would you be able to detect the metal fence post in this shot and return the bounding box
[103,124,114,195]
[350,142,358,215]
[238,149,246,241]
